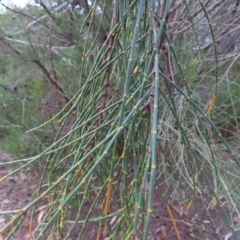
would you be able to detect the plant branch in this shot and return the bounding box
[0,37,72,104]
[0,83,60,109]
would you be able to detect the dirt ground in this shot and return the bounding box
[0,151,240,240]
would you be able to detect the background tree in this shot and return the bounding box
[0,0,111,156]
[0,0,240,239]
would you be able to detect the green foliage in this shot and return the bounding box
[0,77,48,158]
[217,79,240,117]
[0,125,26,157]
[28,78,44,98]
[1,1,240,240]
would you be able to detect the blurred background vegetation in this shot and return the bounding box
[0,0,240,239]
